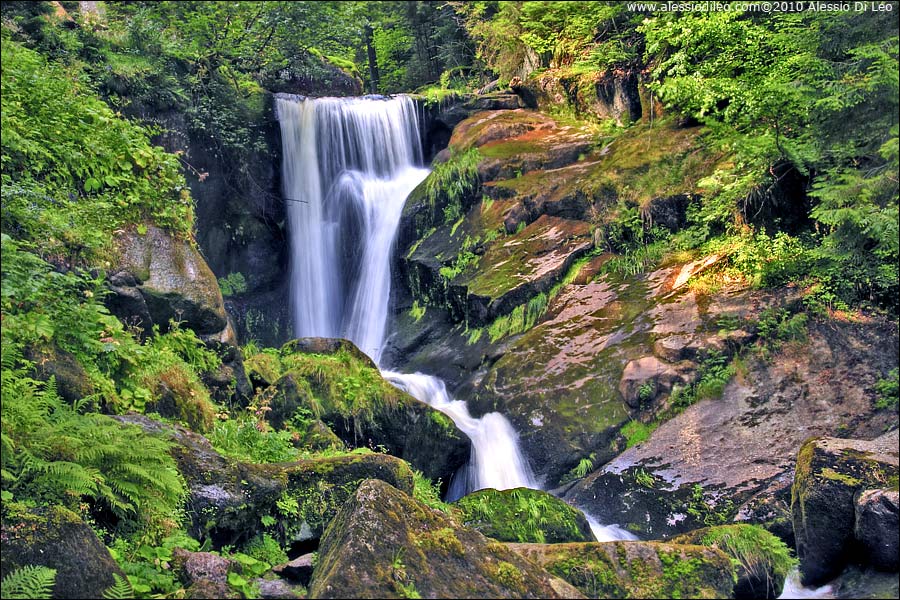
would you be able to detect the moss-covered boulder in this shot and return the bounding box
[24,344,94,404]
[453,487,594,544]
[115,413,414,547]
[791,430,899,586]
[245,339,470,488]
[507,540,735,599]
[0,505,127,599]
[112,224,230,339]
[309,479,585,599]
[670,524,795,599]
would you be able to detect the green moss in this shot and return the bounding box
[453,488,592,544]
[820,467,863,486]
[491,561,525,594]
[621,420,658,449]
[415,527,465,557]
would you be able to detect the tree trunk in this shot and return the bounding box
[364,24,379,94]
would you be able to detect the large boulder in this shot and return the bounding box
[507,540,735,599]
[566,317,899,539]
[115,414,415,547]
[309,479,585,599]
[110,224,231,341]
[854,488,899,571]
[453,487,595,544]
[248,338,471,489]
[669,524,795,599]
[0,505,127,599]
[791,430,899,585]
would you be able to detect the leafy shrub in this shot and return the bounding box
[412,470,452,514]
[1,39,193,260]
[874,368,899,412]
[242,533,288,567]
[218,272,248,297]
[1,352,185,538]
[207,417,299,464]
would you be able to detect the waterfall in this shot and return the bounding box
[275,94,428,364]
[276,93,631,516]
[276,93,538,498]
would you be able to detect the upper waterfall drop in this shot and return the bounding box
[275,94,428,364]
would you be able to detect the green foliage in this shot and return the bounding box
[109,531,199,597]
[753,308,808,360]
[669,351,735,412]
[454,488,589,544]
[425,148,482,227]
[242,534,288,569]
[207,416,299,464]
[102,574,135,600]
[633,468,657,489]
[695,524,796,587]
[560,453,597,485]
[1,39,194,259]
[412,470,452,514]
[1,358,186,537]
[685,484,735,527]
[218,272,247,297]
[0,565,56,600]
[875,368,899,412]
[409,299,427,322]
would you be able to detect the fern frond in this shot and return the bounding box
[1,565,56,599]
[101,573,134,599]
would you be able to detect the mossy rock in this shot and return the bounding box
[453,488,594,544]
[269,339,470,488]
[113,224,228,337]
[25,344,94,404]
[115,414,414,547]
[309,479,585,599]
[0,505,127,599]
[791,431,899,586]
[508,540,735,599]
[145,363,217,432]
[670,524,795,599]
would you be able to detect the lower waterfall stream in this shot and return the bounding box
[273,94,838,595]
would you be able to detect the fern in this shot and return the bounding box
[1,565,56,599]
[101,573,134,599]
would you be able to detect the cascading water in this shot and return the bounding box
[275,92,631,528]
[382,371,537,501]
[276,94,428,364]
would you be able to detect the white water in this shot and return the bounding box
[383,371,537,500]
[778,569,834,599]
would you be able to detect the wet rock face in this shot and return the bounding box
[0,506,127,600]
[309,479,584,599]
[132,92,291,349]
[392,107,731,487]
[526,68,643,125]
[507,540,735,599]
[565,317,899,540]
[791,431,900,586]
